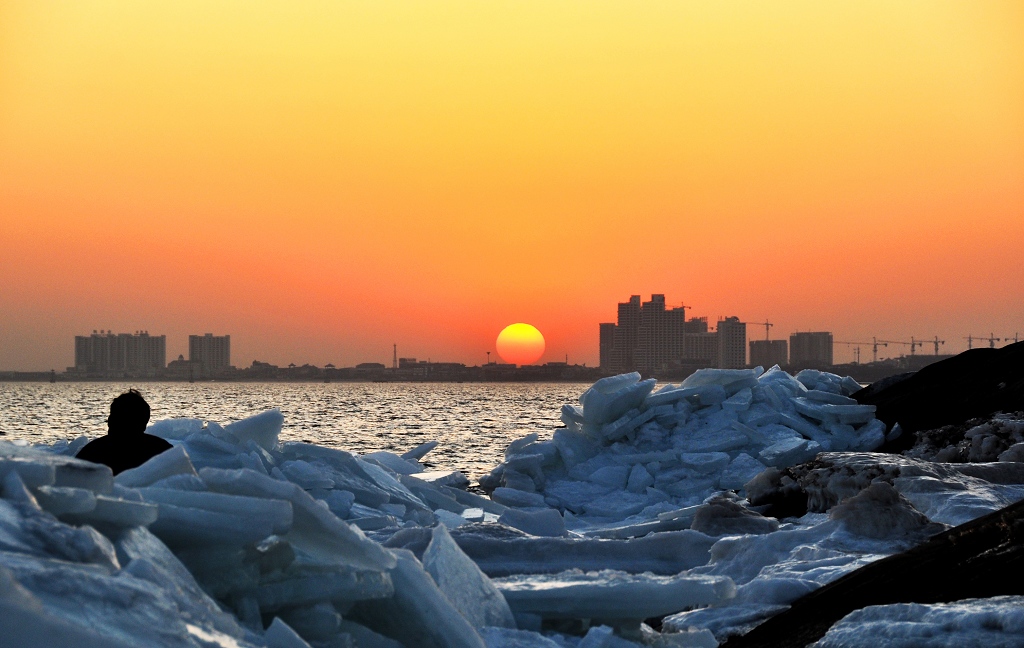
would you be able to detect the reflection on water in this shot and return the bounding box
[0,382,587,478]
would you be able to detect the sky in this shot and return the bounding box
[1,1,1022,370]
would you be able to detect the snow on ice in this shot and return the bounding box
[2,366,1024,646]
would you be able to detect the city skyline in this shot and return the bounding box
[2,2,1022,371]
[4,312,1021,374]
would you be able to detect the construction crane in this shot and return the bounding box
[761,320,773,341]
[965,334,1002,350]
[833,341,866,364]
[879,338,925,356]
[930,336,945,355]
[833,338,887,364]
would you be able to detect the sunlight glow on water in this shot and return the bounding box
[0,382,586,478]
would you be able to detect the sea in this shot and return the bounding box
[0,382,588,479]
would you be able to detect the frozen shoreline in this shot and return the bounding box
[2,367,1023,647]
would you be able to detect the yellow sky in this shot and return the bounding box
[1,1,1022,369]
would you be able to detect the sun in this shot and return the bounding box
[496,323,545,366]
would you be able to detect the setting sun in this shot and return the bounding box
[496,323,546,366]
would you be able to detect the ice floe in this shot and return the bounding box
[3,368,1024,646]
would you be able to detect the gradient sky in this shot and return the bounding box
[2,1,1022,370]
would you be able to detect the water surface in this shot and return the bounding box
[0,382,587,478]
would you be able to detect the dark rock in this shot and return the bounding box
[690,494,779,536]
[828,482,943,540]
[746,452,1024,516]
[722,495,1024,648]
[902,412,1024,463]
[854,341,1024,445]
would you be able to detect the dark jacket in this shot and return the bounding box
[76,433,173,475]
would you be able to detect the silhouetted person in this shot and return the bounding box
[76,389,172,475]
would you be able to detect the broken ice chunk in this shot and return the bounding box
[264,617,313,648]
[803,390,858,406]
[114,445,197,488]
[146,418,204,441]
[580,374,657,426]
[140,488,293,547]
[588,465,631,490]
[422,525,516,629]
[415,471,470,490]
[677,452,731,475]
[0,457,55,490]
[349,549,486,648]
[491,487,546,509]
[626,464,655,493]
[281,460,335,490]
[363,452,422,476]
[759,437,821,468]
[496,508,567,538]
[200,467,397,572]
[256,567,394,613]
[34,486,97,516]
[552,428,602,470]
[855,418,887,451]
[223,409,284,452]
[722,388,754,412]
[718,454,767,491]
[1,442,113,493]
[60,494,158,530]
[402,440,439,462]
[494,570,735,622]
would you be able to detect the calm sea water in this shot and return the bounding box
[0,382,588,478]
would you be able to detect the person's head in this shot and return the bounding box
[107,389,150,436]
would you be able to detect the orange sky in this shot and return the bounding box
[1,1,1022,370]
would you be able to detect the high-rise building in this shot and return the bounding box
[635,294,690,372]
[600,296,739,372]
[717,317,747,369]
[189,334,231,377]
[609,295,642,372]
[750,339,788,368]
[73,331,166,376]
[599,323,617,370]
[789,332,833,367]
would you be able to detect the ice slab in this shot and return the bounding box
[422,525,516,629]
[60,494,158,530]
[200,467,397,572]
[1,442,113,493]
[580,374,657,426]
[427,526,717,577]
[363,451,423,475]
[254,566,394,612]
[402,440,439,462]
[814,596,1024,648]
[265,617,314,648]
[114,445,197,488]
[349,549,486,648]
[140,488,293,547]
[495,569,735,621]
[146,418,204,441]
[417,470,471,490]
[497,508,567,537]
[223,409,284,452]
[115,526,256,640]
[34,485,96,516]
[0,565,137,648]
[491,487,546,509]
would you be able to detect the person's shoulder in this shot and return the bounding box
[140,433,173,451]
[75,435,114,460]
